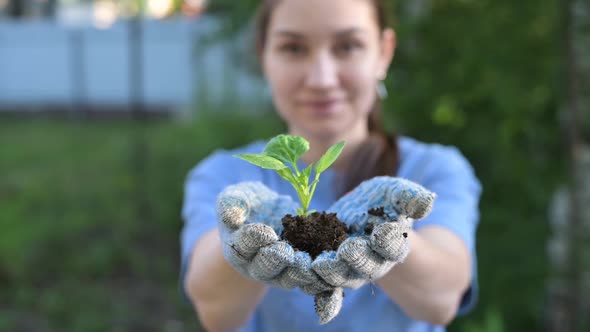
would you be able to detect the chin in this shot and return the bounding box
[287,113,355,140]
[303,124,347,140]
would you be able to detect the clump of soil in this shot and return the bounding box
[281,206,402,259]
[368,206,386,217]
[365,206,401,235]
[364,207,386,235]
[281,212,349,259]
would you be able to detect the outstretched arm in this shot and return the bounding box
[376,148,480,326]
[185,181,315,330]
[325,171,478,326]
[185,230,268,332]
[376,226,471,326]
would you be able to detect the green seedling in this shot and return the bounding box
[235,134,345,216]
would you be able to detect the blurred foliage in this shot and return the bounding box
[462,308,506,332]
[385,1,565,331]
[0,0,566,331]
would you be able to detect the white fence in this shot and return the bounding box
[0,16,269,114]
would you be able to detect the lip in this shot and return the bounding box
[299,98,344,116]
[300,98,343,105]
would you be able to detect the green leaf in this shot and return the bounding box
[315,141,345,174]
[303,163,313,180]
[296,163,312,186]
[234,154,287,170]
[263,134,309,165]
[277,167,297,184]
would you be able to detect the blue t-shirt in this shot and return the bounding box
[181,136,482,332]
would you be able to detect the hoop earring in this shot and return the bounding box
[376,80,388,99]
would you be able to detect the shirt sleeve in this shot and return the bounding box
[179,151,240,300]
[180,154,224,293]
[412,145,482,315]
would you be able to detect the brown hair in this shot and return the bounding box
[254,0,400,196]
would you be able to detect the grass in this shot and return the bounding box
[0,114,284,331]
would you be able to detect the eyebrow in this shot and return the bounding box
[273,28,366,38]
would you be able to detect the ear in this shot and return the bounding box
[377,28,396,79]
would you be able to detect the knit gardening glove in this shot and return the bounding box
[311,176,436,323]
[216,182,330,290]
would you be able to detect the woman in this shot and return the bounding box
[181,0,482,331]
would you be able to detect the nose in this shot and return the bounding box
[304,52,338,89]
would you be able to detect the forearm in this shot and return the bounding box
[185,230,268,332]
[376,227,471,325]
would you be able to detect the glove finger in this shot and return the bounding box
[217,182,281,229]
[315,287,344,325]
[372,260,397,280]
[249,241,295,281]
[340,276,367,289]
[217,194,250,230]
[369,220,410,262]
[389,178,436,219]
[312,252,351,287]
[272,251,319,290]
[337,237,386,278]
[302,279,334,295]
[230,223,279,261]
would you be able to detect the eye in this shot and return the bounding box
[334,40,363,57]
[279,43,307,56]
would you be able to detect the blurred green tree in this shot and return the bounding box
[546,0,590,331]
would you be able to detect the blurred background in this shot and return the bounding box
[1,0,588,331]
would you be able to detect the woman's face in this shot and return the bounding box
[261,0,395,141]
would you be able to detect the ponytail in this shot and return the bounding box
[338,103,400,196]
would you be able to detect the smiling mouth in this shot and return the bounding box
[301,100,342,115]
[307,100,337,106]
[301,98,343,108]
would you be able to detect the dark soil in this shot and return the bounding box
[365,207,385,234]
[281,212,349,259]
[281,206,403,259]
[368,206,386,217]
[363,223,374,235]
